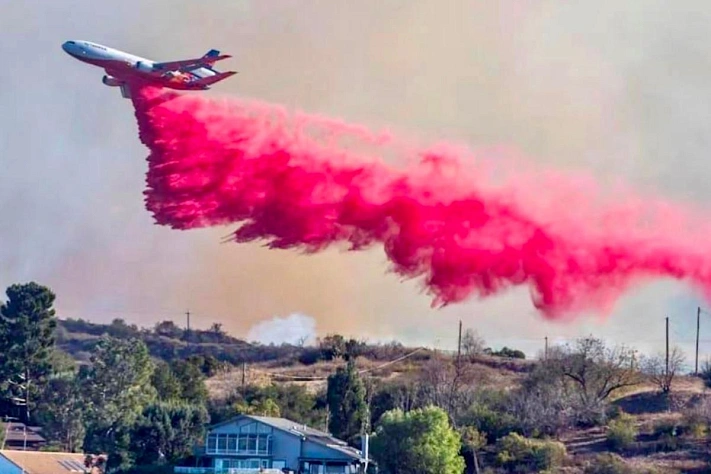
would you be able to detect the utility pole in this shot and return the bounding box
[666,316,670,378]
[544,336,549,360]
[696,307,701,375]
[241,361,246,395]
[457,321,462,364]
[186,310,191,343]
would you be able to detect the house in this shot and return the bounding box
[1,423,46,451]
[175,415,371,474]
[0,450,100,474]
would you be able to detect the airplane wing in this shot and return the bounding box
[153,49,231,72]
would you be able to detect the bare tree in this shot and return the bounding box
[506,364,574,437]
[548,336,641,424]
[417,356,478,423]
[640,347,686,394]
[461,329,485,358]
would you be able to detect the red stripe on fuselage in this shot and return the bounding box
[68,52,208,91]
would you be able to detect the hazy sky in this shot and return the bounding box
[3,0,711,359]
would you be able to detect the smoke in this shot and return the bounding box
[246,313,317,346]
[130,86,711,319]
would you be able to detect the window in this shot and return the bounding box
[227,434,237,451]
[205,431,272,455]
[258,436,268,452]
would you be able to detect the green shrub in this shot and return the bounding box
[495,433,566,472]
[606,412,637,452]
[465,403,521,443]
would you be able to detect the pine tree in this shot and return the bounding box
[326,360,369,445]
[0,282,58,421]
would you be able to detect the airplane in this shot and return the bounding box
[61,40,236,99]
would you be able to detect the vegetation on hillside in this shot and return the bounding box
[2,281,711,473]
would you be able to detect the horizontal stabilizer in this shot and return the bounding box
[195,71,237,87]
[154,54,231,72]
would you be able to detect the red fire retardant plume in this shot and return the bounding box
[131,86,711,318]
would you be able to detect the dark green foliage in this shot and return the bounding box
[211,383,327,430]
[484,346,526,359]
[169,359,209,404]
[319,334,367,361]
[327,361,369,444]
[371,406,465,474]
[0,283,58,416]
[369,381,419,427]
[34,376,85,452]
[460,390,522,443]
[130,401,209,465]
[320,334,347,360]
[495,433,567,472]
[258,384,327,429]
[151,361,183,401]
[80,336,156,466]
[297,347,323,365]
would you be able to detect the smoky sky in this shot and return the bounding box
[3,0,711,357]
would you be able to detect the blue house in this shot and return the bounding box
[175,414,370,474]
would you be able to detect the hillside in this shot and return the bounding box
[54,317,711,472]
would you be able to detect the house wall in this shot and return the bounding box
[209,418,304,471]
[0,455,21,474]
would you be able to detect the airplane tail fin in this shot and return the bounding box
[194,70,237,87]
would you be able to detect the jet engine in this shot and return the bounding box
[102,75,122,87]
[135,61,154,72]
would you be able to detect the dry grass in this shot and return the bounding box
[205,353,529,400]
[205,355,711,472]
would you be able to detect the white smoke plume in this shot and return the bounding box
[247,313,317,346]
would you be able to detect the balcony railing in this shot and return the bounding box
[174,468,283,474]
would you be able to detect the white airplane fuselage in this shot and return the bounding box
[62,40,235,97]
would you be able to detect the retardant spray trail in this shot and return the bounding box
[131,86,711,319]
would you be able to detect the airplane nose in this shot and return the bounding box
[62,41,75,53]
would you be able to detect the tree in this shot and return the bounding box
[153,321,183,340]
[80,336,156,470]
[370,381,420,427]
[460,426,486,474]
[0,282,58,420]
[257,384,325,427]
[417,357,478,422]
[320,334,347,360]
[151,361,182,401]
[548,337,641,424]
[130,401,209,466]
[327,360,369,444]
[35,376,85,452]
[641,347,686,394]
[170,359,208,405]
[461,329,485,358]
[506,364,573,437]
[371,406,465,474]
[232,398,281,417]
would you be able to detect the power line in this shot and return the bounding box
[248,347,426,381]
